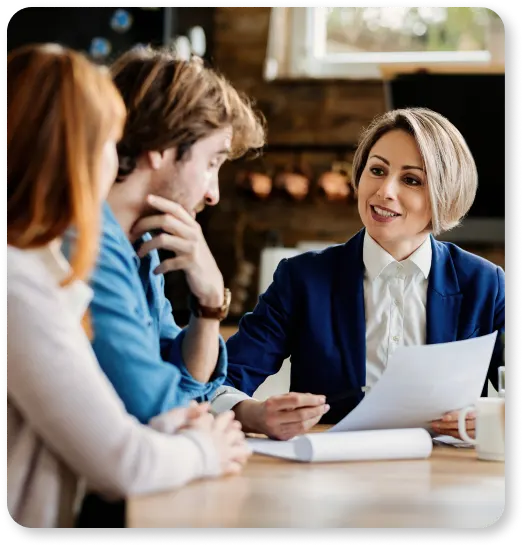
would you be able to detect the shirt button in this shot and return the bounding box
[396,265,402,272]
[394,299,400,307]
[392,335,400,342]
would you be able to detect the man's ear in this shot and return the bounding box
[145,150,163,170]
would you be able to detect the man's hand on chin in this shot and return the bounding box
[132,194,224,306]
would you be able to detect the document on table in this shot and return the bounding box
[248,428,433,463]
[247,333,496,463]
[329,331,498,433]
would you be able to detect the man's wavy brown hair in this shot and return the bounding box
[110,46,266,180]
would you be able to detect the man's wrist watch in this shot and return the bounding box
[188,288,231,321]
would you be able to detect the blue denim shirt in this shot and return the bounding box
[64,202,227,424]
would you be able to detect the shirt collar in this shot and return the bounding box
[406,235,432,279]
[103,201,151,268]
[103,201,136,259]
[363,231,396,281]
[363,231,432,281]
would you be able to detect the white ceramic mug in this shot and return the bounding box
[458,397,505,461]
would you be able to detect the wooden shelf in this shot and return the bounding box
[262,143,358,152]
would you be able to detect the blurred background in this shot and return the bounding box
[8,7,505,331]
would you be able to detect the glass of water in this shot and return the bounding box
[498,366,505,398]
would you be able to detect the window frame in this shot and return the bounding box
[287,7,497,80]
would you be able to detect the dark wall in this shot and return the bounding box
[8,7,166,60]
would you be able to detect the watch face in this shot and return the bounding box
[222,289,232,312]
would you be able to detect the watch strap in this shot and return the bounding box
[188,288,231,321]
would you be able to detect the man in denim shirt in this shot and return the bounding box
[85,47,265,424]
[73,46,264,528]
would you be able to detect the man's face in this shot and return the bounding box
[147,126,232,218]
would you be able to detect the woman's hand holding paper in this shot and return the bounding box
[431,409,476,439]
[235,393,330,441]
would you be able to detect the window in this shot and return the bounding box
[265,7,504,80]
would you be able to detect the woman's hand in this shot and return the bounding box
[431,409,476,440]
[234,393,329,441]
[190,410,252,476]
[151,404,251,476]
[148,401,210,433]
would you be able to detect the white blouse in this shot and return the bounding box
[362,232,432,388]
[7,243,220,527]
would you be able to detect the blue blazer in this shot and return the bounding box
[226,229,505,423]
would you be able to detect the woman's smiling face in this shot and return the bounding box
[357,129,432,252]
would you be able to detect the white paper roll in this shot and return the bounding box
[248,428,433,463]
[296,428,433,462]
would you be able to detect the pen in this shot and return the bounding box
[326,386,369,405]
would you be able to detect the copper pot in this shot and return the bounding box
[236,170,273,200]
[274,162,312,202]
[318,161,353,201]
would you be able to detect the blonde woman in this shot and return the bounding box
[215,108,505,441]
[7,44,249,528]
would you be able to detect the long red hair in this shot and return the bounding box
[8,44,125,285]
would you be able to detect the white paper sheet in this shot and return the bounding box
[248,428,433,462]
[329,332,498,433]
[432,435,474,448]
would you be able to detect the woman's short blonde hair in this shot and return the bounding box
[351,107,478,235]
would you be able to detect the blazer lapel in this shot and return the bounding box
[332,229,367,389]
[426,236,463,344]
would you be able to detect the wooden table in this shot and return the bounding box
[127,435,504,528]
